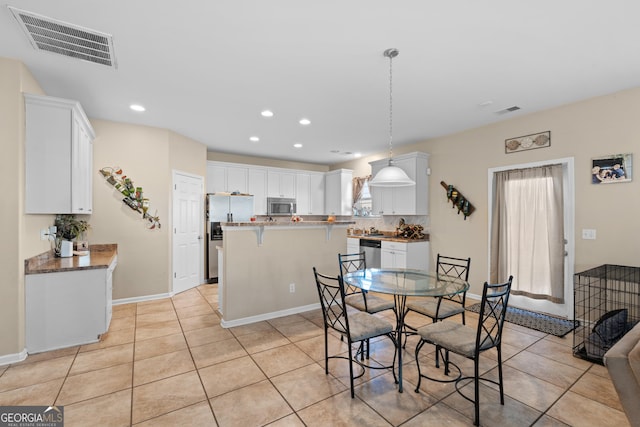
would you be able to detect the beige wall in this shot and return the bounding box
[335,88,640,296]
[207,151,329,172]
[91,120,207,300]
[0,58,52,358]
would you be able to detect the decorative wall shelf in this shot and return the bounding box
[99,167,161,229]
[440,181,475,220]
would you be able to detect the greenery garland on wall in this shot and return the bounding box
[99,167,161,229]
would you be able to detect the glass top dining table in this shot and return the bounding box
[342,268,470,392]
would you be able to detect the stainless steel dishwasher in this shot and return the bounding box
[359,239,382,268]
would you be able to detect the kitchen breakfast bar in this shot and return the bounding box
[218,221,353,327]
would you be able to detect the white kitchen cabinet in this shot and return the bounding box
[347,237,360,254]
[369,152,429,216]
[26,256,117,353]
[267,170,296,198]
[309,173,326,215]
[206,161,249,194]
[325,169,353,215]
[381,240,429,270]
[296,172,325,214]
[248,167,267,215]
[25,94,95,214]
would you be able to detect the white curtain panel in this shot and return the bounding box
[491,164,564,303]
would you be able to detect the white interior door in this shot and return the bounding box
[173,171,203,294]
[488,158,575,318]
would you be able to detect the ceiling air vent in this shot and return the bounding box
[8,6,117,68]
[494,105,521,115]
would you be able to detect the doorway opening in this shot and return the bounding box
[488,158,575,318]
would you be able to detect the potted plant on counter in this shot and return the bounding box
[53,214,90,257]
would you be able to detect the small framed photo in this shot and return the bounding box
[591,153,632,184]
[505,131,551,153]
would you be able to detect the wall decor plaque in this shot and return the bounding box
[505,131,550,153]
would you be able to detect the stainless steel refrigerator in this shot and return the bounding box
[206,194,254,282]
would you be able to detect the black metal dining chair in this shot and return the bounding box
[313,267,397,398]
[338,252,395,315]
[405,254,471,328]
[414,276,513,426]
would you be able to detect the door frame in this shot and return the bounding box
[487,157,575,319]
[172,170,205,294]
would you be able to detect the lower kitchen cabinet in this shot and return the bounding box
[347,237,360,254]
[25,256,117,353]
[381,240,429,270]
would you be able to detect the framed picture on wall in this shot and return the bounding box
[591,153,633,184]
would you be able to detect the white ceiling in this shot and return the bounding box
[2,1,640,165]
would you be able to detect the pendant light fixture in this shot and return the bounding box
[368,48,415,187]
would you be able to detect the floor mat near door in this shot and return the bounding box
[465,303,579,337]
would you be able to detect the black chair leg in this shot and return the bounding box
[414,339,426,392]
[498,345,504,404]
[348,339,355,398]
[324,329,329,374]
[474,358,480,426]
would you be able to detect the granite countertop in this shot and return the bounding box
[25,244,118,275]
[222,220,355,227]
[347,233,430,243]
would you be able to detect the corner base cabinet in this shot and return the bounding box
[25,94,95,214]
[26,256,116,353]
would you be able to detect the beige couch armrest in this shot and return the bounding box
[604,323,640,427]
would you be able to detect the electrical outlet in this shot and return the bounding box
[40,228,48,241]
[289,283,295,293]
[582,229,596,240]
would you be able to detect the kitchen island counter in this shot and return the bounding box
[219,223,349,327]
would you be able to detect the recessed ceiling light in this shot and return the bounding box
[249,136,260,142]
[299,118,311,125]
[130,104,145,112]
[293,143,303,148]
[261,110,274,117]
[354,153,362,158]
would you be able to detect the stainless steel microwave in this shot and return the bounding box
[267,197,296,216]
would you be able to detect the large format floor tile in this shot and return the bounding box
[0,283,630,426]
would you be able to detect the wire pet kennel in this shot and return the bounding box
[573,265,640,364]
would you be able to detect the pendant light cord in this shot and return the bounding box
[388,50,393,164]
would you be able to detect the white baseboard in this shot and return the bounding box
[113,292,173,306]
[220,303,321,328]
[0,348,28,367]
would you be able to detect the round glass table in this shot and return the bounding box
[343,268,469,392]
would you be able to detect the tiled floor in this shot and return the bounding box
[0,284,630,426]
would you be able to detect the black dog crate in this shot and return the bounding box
[573,265,640,364]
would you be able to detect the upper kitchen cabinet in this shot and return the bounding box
[25,94,95,214]
[267,169,296,198]
[369,152,429,215]
[248,168,267,215]
[325,169,353,215]
[296,172,325,215]
[207,161,248,194]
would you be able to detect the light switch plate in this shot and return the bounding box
[582,229,596,240]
